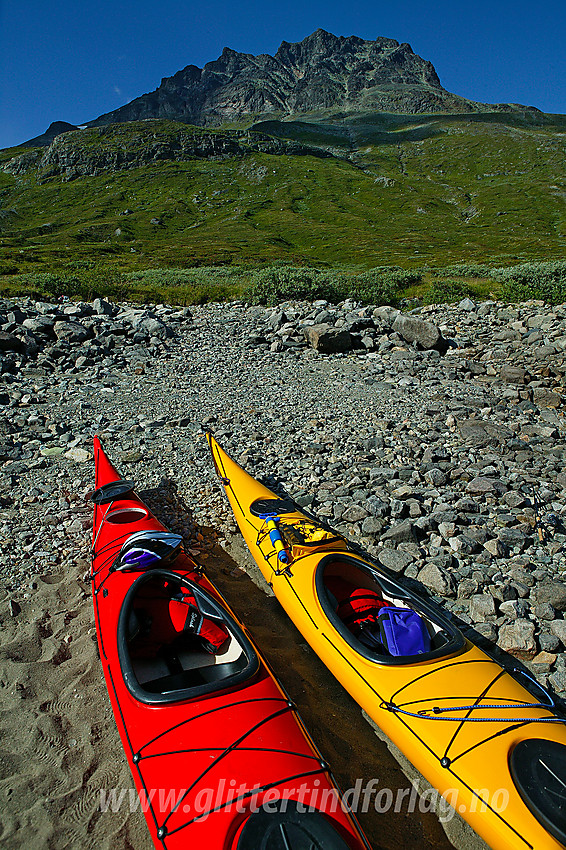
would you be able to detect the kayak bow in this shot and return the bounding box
[91,436,370,850]
[208,432,566,850]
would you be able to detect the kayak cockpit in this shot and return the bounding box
[316,554,465,666]
[118,570,259,704]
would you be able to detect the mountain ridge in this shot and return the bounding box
[87,28,522,130]
[11,29,545,151]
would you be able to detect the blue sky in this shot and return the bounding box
[1,0,565,149]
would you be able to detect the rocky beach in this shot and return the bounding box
[2,292,566,849]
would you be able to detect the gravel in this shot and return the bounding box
[2,293,566,695]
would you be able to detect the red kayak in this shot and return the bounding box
[91,436,370,850]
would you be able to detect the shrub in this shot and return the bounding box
[347,267,421,306]
[491,262,566,304]
[8,272,83,298]
[5,269,127,302]
[423,278,473,305]
[245,267,339,305]
[2,265,244,305]
[245,265,421,306]
[438,263,494,278]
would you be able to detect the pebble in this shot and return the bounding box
[64,447,92,463]
[550,620,566,647]
[417,563,456,597]
[498,619,537,660]
[2,293,566,694]
[377,548,414,573]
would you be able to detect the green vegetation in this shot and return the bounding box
[435,262,495,278]
[1,112,565,304]
[121,266,247,304]
[491,261,566,304]
[0,265,249,305]
[245,266,420,305]
[422,278,476,305]
[3,260,566,307]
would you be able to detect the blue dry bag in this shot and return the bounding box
[378,607,431,656]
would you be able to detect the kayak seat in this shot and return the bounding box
[141,655,250,695]
[119,570,261,704]
[130,628,250,691]
[132,624,245,676]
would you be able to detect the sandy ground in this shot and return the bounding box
[0,517,486,850]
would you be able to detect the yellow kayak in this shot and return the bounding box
[207,433,566,850]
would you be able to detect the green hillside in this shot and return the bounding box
[1,112,565,294]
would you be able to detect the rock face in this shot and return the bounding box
[88,29,483,129]
[4,123,331,181]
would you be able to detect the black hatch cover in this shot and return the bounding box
[510,738,566,846]
[237,802,353,850]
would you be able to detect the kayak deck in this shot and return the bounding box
[208,432,566,850]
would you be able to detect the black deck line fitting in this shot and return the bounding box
[440,756,451,768]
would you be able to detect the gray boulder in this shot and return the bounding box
[466,477,507,495]
[457,419,513,445]
[550,620,566,647]
[472,622,498,643]
[62,301,93,318]
[7,306,26,323]
[392,314,443,350]
[381,520,417,545]
[458,297,476,311]
[377,548,414,573]
[53,320,92,343]
[0,332,25,352]
[499,364,526,384]
[22,315,56,337]
[341,505,368,523]
[136,316,173,340]
[469,594,497,622]
[372,306,400,327]
[532,387,561,408]
[534,583,566,612]
[93,297,115,316]
[549,670,566,693]
[119,308,173,340]
[303,324,352,353]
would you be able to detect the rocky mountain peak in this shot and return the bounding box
[21,120,80,148]
[88,29,477,130]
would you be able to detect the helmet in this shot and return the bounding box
[115,530,183,571]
